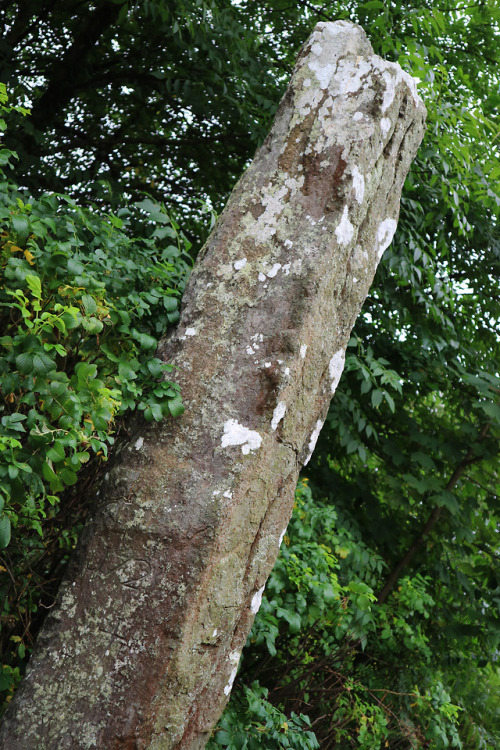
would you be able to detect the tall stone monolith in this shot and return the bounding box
[0,20,426,750]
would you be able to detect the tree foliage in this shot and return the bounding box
[1,1,500,747]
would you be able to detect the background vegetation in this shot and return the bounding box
[0,1,499,747]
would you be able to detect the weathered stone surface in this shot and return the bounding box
[0,21,426,750]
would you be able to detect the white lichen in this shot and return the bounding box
[267,263,282,278]
[271,402,287,431]
[251,585,266,615]
[300,344,308,359]
[351,165,365,203]
[304,419,325,465]
[335,206,354,246]
[307,26,352,89]
[329,349,345,393]
[221,419,262,455]
[380,117,391,135]
[224,665,238,696]
[134,437,144,451]
[233,258,247,271]
[258,272,266,282]
[179,326,197,340]
[376,218,398,258]
[251,176,304,244]
[372,59,422,112]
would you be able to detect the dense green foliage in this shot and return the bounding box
[1,1,499,746]
[0,0,277,239]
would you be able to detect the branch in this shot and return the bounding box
[376,423,491,604]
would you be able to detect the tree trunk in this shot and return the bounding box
[0,21,426,750]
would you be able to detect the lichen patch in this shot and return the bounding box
[304,419,325,465]
[376,218,398,258]
[351,165,365,203]
[223,650,241,695]
[271,402,287,431]
[180,327,197,340]
[373,59,422,112]
[335,206,354,246]
[267,263,282,278]
[329,349,346,393]
[221,419,262,454]
[380,117,391,135]
[251,176,304,244]
[251,585,266,615]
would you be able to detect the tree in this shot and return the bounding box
[0,20,426,748]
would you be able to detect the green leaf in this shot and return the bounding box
[2,412,27,432]
[147,358,164,378]
[432,491,459,514]
[32,351,55,375]
[15,351,34,374]
[149,403,163,421]
[58,467,78,486]
[355,594,372,611]
[7,464,19,479]
[81,316,104,334]
[0,668,13,691]
[81,294,98,316]
[163,297,178,312]
[11,214,30,243]
[67,258,84,275]
[25,274,42,299]
[167,396,184,417]
[475,400,500,422]
[135,331,157,349]
[118,360,138,381]
[42,462,63,492]
[46,440,66,463]
[74,362,97,382]
[0,515,11,549]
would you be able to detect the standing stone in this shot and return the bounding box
[0,20,426,750]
